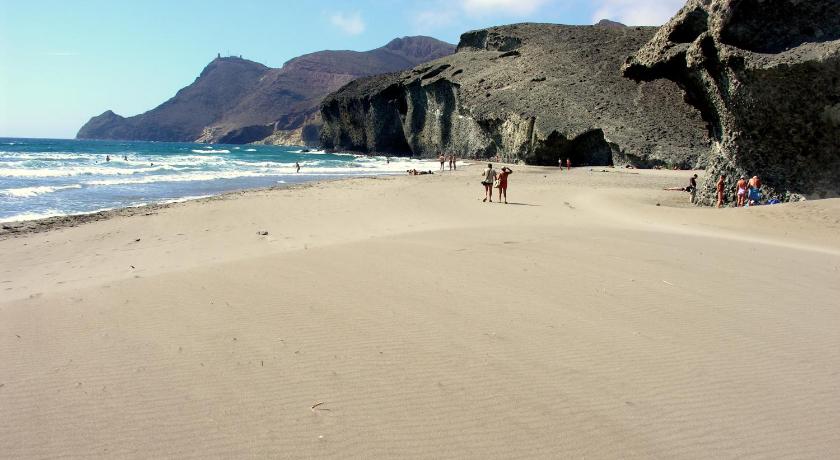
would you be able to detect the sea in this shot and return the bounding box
[0,138,433,223]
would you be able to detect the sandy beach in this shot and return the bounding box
[2,164,839,458]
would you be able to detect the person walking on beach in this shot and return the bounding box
[558,158,563,169]
[716,174,726,208]
[736,176,748,207]
[295,162,300,173]
[439,153,445,171]
[452,155,457,171]
[482,163,497,202]
[566,158,571,170]
[497,166,513,204]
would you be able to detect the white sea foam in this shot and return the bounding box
[0,165,184,178]
[191,149,230,154]
[1,184,82,197]
[0,209,66,223]
[245,148,257,152]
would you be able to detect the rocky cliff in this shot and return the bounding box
[77,37,455,145]
[320,23,708,168]
[624,0,840,203]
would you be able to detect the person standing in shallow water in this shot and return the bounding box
[482,163,497,202]
[716,174,726,208]
[497,166,513,204]
[295,162,300,173]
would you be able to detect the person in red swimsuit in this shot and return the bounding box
[497,166,513,204]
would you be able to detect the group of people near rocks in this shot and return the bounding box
[666,173,766,207]
[717,174,762,208]
[481,163,513,204]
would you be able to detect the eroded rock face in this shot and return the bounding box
[624,0,840,202]
[321,23,708,168]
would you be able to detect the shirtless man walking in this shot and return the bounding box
[439,153,445,171]
[716,174,726,208]
[482,163,497,203]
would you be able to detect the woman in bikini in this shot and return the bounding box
[736,176,748,207]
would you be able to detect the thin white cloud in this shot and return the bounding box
[461,0,549,16]
[413,8,458,31]
[413,0,548,31]
[592,0,684,26]
[329,11,366,35]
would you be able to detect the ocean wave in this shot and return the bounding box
[0,164,185,178]
[1,184,83,198]
[0,209,67,223]
[245,148,257,152]
[191,149,230,154]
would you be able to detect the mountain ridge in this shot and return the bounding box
[77,36,455,145]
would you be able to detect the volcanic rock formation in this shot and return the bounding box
[77,37,455,145]
[320,23,708,168]
[624,0,840,202]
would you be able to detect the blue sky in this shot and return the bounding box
[0,0,685,138]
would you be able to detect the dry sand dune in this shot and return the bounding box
[1,165,839,458]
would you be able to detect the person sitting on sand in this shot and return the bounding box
[482,163,497,202]
[497,166,513,204]
[736,176,748,207]
[716,174,726,208]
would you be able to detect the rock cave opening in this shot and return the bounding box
[532,129,615,167]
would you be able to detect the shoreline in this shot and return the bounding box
[0,174,396,240]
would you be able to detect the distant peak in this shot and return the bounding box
[595,19,627,29]
[97,110,123,119]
